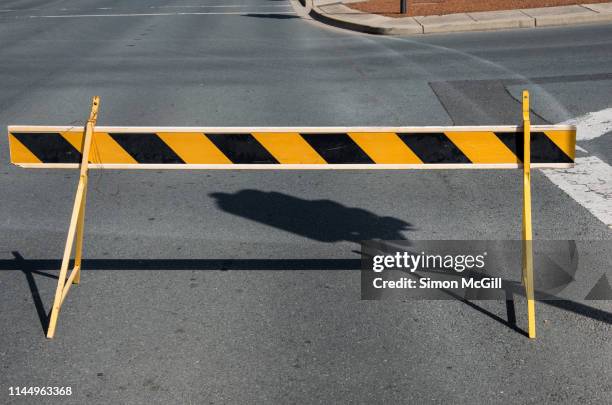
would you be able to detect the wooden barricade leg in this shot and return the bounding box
[521,91,536,339]
[46,96,99,339]
[72,178,88,285]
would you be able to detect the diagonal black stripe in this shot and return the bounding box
[495,132,523,162]
[300,134,373,164]
[11,132,81,163]
[397,133,470,163]
[529,132,574,163]
[109,133,185,164]
[494,132,573,164]
[205,134,278,164]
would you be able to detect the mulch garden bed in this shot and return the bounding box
[349,0,610,17]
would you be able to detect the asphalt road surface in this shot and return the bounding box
[0,0,611,403]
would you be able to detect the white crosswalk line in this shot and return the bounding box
[541,156,612,228]
[542,109,612,228]
[560,108,612,141]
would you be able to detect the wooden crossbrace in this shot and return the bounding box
[46,96,99,339]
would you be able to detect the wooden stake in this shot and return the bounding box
[522,91,536,339]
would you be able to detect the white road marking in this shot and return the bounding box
[151,5,292,8]
[541,156,612,228]
[560,108,612,141]
[0,5,291,13]
[21,11,297,18]
[541,109,612,228]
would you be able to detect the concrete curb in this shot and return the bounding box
[306,1,612,35]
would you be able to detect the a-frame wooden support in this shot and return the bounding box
[46,96,99,339]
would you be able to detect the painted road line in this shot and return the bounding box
[151,5,293,8]
[561,108,612,141]
[18,12,297,18]
[57,5,292,10]
[0,5,291,13]
[541,156,612,228]
[542,110,612,228]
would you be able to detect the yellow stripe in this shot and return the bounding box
[157,132,231,164]
[445,131,517,164]
[544,130,576,160]
[348,132,422,164]
[60,131,83,152]
[60,131,137,164]
[8,134,42,164]
[90,132,138,164]
[252,132,326,164]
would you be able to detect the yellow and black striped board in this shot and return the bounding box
[8,125,576,169]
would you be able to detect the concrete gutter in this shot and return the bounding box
[305,1,612,35]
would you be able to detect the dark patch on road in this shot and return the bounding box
[430,73,612,126]
[429,80,548,126]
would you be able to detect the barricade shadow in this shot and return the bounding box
[209,189,412,242]
[6,254,365,335]
[400,270,612,336]
[6,189,610,336]
[12,252,51,334]
[361,258,531,336]
[7,252,611,338]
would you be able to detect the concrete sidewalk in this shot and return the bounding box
[304,0,612,35]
